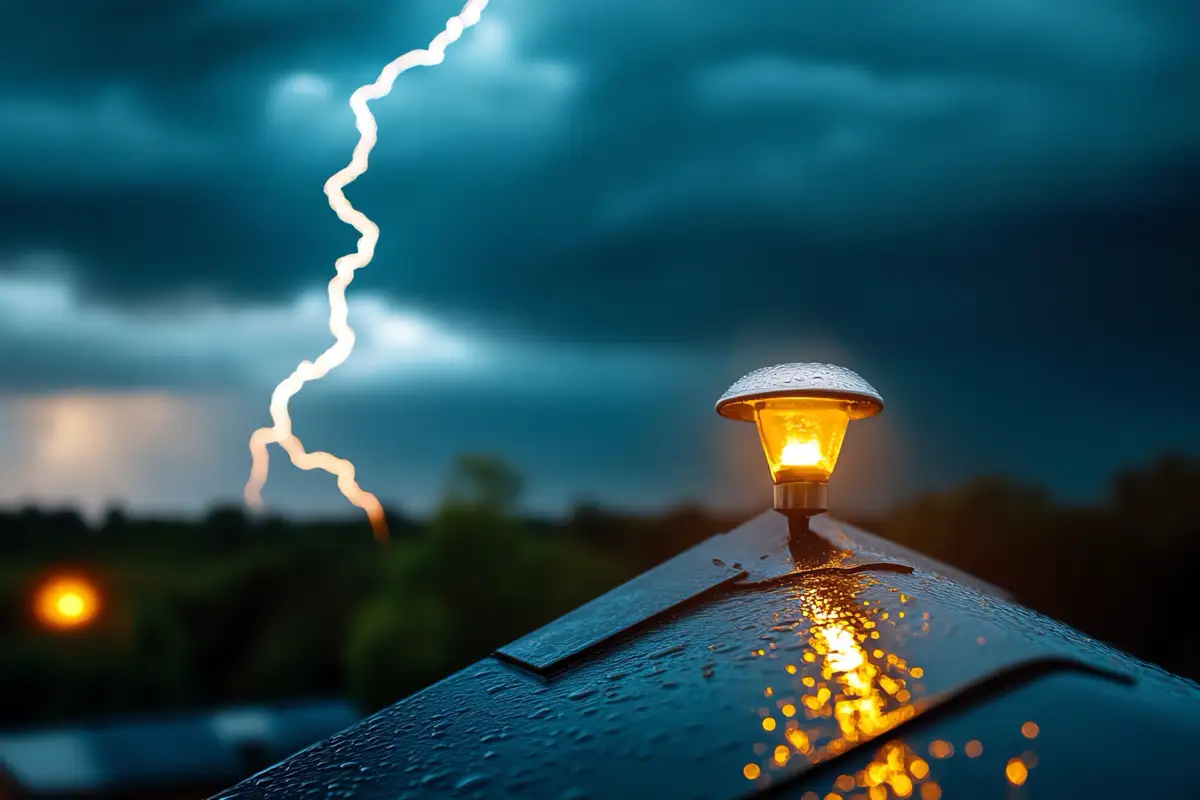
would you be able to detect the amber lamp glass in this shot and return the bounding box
[752,397,851,484]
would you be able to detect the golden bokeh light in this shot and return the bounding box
[1006,757,1029,786]
[34,574,100,630]
[743,574,935,797]
[745,575,1040,799]
[928,740,953,759]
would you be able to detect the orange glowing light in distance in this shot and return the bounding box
[244,0,491,541]
[34,575,99,630]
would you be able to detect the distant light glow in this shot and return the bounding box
[34,574,99,630]
[281,73,332,99]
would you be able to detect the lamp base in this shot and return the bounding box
[773,481,828,516]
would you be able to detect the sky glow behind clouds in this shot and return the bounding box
[0,0,1196,519]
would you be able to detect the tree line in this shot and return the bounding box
[1,452,1197,728]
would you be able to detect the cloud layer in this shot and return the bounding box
[0,0,1197,519]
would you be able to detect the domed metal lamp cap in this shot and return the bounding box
[716,363,883,517]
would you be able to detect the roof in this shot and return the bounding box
[214,512,1200,799]
[0,700,357,796]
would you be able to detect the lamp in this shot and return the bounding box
[716,363,883,518]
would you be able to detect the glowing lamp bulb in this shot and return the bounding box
[780,439,821,467]
[754,397,851,483]
[716,363,883,515]
[34,575,100,631]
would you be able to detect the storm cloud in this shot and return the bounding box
[1,0,1197,519]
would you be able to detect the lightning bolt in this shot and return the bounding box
[245,0,491,541]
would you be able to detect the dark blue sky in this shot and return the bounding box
[0,0,1197,520]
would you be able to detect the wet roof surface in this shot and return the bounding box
[215,515,1200,799]
[496,513,969,675]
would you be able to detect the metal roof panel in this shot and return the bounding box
[216,535,1199,799]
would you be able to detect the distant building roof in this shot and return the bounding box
[0,700,358,797]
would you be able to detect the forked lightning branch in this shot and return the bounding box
[244,0,492,540]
